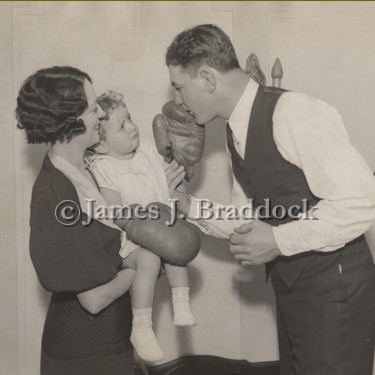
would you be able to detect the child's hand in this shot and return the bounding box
[163,160,185,192]
[164,160,191,215]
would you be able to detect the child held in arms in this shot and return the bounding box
[89,90,197,363]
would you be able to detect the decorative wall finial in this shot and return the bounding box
[271,58,283,88]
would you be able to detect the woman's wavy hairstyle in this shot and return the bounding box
[166,24,240,76]
[16,66,92,144]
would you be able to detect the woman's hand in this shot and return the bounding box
[77,268,135,314]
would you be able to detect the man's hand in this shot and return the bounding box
[229,220,282,266]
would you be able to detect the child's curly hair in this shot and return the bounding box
[97,90,125,141]
[97,90,124,116]
[16,66,91,144]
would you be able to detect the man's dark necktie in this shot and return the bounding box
[226,123,245,170]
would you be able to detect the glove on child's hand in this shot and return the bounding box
[115,202,200,266]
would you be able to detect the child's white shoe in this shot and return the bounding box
[130,326,165,363]
[173,300,197,326]
[172,287,196,326]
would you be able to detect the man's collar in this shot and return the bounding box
[228,78,259,144]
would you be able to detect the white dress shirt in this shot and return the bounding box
[188,78,375,256]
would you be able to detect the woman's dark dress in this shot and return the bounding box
[30,155,133,375]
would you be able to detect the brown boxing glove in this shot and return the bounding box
[115,202,200,266]
[152,101,205,181]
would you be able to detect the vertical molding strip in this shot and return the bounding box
[205,1,243,360]
[267,1,296,79]
[11,2,45,374]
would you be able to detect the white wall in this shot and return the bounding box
[1,2,375,374]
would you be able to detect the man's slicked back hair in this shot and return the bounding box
[166,24,240,75]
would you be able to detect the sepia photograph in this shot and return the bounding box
[1,1,375,374]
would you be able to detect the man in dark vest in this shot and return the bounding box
[164,24,375,375]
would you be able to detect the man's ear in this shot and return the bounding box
[199,67,216,93]
[93,139,108,154]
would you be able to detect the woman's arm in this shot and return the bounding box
[77,267,135,314]
[75,188,136,314]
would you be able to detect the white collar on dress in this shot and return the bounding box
[48,151,121,231]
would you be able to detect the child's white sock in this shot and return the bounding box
[172,287,197,327]
[130,307,165,362]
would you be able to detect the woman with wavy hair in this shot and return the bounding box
[16,66,137,375]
